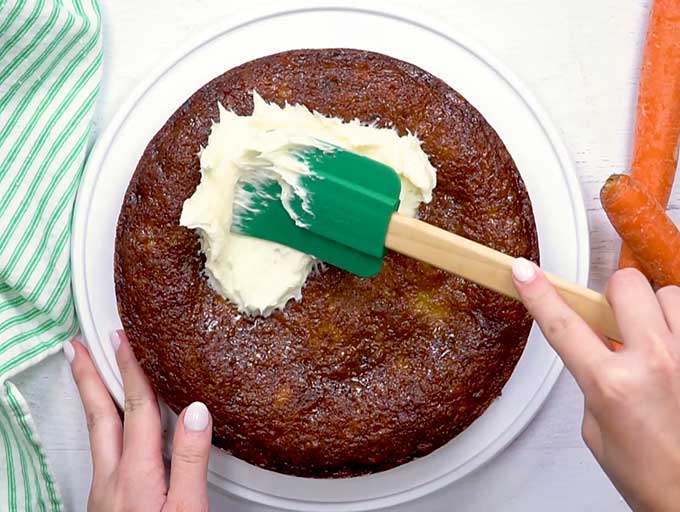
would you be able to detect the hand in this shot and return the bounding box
[63,330,212,512]
[512,259,680,512]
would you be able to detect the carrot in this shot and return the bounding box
[603,174,680,287]
[619,0,680,269]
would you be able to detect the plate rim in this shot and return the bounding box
[71,2,588,510]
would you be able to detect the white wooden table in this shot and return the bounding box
[15,0,668,509]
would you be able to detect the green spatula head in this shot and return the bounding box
[231,142,402,277]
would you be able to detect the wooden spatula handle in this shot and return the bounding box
[385,213,622,341]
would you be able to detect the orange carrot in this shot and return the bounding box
[619,0,680,269]
[603,174,680,287]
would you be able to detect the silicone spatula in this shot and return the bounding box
[232,143,621,341]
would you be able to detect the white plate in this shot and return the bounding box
[71,2,588,511]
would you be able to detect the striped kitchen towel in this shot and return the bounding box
[0,0,102,510]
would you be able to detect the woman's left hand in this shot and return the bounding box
[64,330,213,512]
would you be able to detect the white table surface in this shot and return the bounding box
[15,0,672,509]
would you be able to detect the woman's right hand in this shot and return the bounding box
[512,259,680,512]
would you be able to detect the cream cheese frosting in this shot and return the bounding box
[230,134,327,231]
[180,92,437,316]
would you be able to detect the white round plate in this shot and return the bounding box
[72,3,587,511]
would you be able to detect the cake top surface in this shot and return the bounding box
[115,48,538,478]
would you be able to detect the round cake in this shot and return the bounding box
[115,48,539,478]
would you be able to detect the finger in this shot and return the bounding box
[606,268,670,347]
[512,258,609,383]
[166,402,212,512]
[656,285,680,333]
[66,339,122,479]
[112,330,162,462]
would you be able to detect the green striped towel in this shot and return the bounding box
[0,0,102,510]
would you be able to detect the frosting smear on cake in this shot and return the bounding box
[180,91,436,315]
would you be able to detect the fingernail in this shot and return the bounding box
[512,257,536,283]
[110,330,123,352]
[184,401,210,432]
[63,340,75,363]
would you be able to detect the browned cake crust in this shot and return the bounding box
[115,49,539,478]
